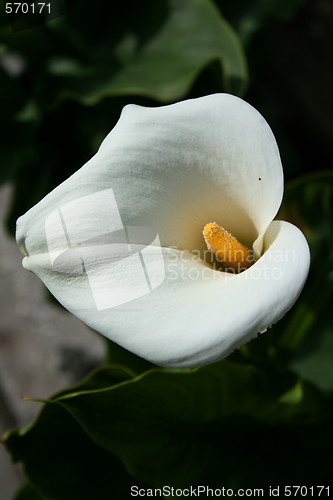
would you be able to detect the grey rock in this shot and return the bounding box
[0,184,105,499]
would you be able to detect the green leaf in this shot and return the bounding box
[278,171,333,354]
[49,0,247,104]
[1,0,247,108]
[3,363,331,491]
[217,0,306,45]
[3,366,142,500]
[14,482,44,500]
[53,360,329,488]
[290,322,333,394]
[278,173,333,392]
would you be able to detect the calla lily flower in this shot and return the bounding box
[16,94,310,368]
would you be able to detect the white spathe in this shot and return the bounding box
[16,94,310,368]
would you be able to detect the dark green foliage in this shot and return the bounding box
[1,0,333,496]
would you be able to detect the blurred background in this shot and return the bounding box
[0,0,333,498]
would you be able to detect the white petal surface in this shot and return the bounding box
[17,216,309,367]
[17,94,283,261]
[16,94,302,367]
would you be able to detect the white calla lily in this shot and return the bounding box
[16,94,310,367]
